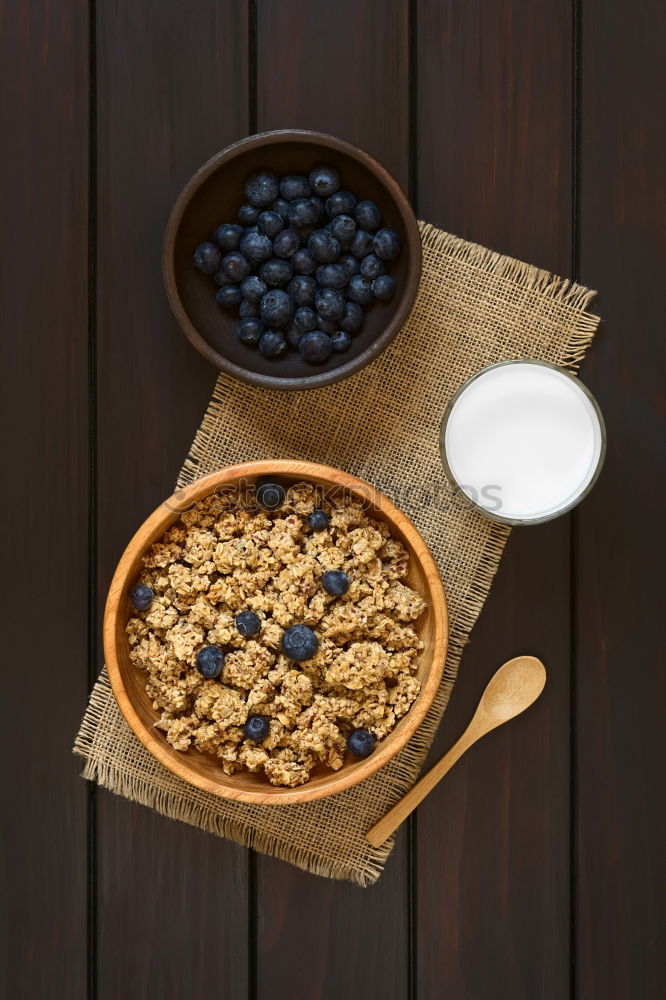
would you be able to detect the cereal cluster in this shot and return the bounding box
[126,482,426,787]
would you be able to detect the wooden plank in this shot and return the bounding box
[253,2,412,996]
[94,3,251,997]
[576,1,666,995]
[0,1,90,996]
[415,3,574,997]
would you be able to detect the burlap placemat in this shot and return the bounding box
[75,222,599,885]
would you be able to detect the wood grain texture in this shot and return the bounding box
[94,2,251,996]
[0,2,90,996]
[576,1,666,995]
[253,3,413,997]
[415,2,574,997]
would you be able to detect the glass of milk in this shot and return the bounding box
[440,360,606,525]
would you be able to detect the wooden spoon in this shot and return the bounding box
[365,655,546,847]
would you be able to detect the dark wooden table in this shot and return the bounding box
[4,2,665,997]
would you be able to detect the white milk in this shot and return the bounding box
[442,362,604,522]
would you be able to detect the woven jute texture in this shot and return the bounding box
[74,222,600,885]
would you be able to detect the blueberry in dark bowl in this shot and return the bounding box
[239,299,259,318]
[338,253,360,280]
[322,569,349,596]
[294,305,318,332]
[315,263,348,290]
[360,253,385,280]
[272,228,301,259]
[236,317,264,344]
[373,274,396,300]
[307,509,329,531]
[221,251,252,283]
[291,248,317,275]
[325,190,357,218]
[244,170,280,208]
[314,287,345,321]
[309,164,340,197]
[280,174,311,200]
[316,316,338,334]
[244,715,270,742]
[308,229,340,264]
[331,330,352,352]
[373,228,402,261]
[237,202,260,226]
[287,274,317,307]
[347,274,375,305]
[131,584,154,611]
[212,223,244,252]
[299,330,333,363]
[193,241,221,274]
[257,210,284,239]
[258,329,287,357]
[350,228,375,259]
[259,257,293,289]
[355,200,381,231]
[340,301,363,333]
[240,274,268,304]
[216,285,242,308]
[196,645,225,679]
[347,729,375,758]
[235,610,261,636]
[329,214,357,245]
[288,197,320,229]
[271,197,290,220]
[281,624,319,661]
[240,230,273,264]
[256,479,286,510]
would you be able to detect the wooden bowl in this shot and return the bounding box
[163,130,422,390]
[103,461,448,805]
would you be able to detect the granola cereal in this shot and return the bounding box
[126,482,427,787]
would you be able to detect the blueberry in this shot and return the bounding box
[245,171,280,208]
[308,230,340,264]
[285,322,304,349]
[258,329,287,357]
[212,223,244,252]
[340,301,364,333]
[309,165,341,197]
[299,331,333,363]
[331,330,352,352]
[322,569,349,596]
[273,228,301,259]
[373,274,396,300]
[360,253,385,280]
[280,175,312,200]
[354,200,382,231]
[240,275,268,305]
[239,299,259,318]
[236,317,264,344]
[257,210,284,239]
[329,214,357,245]
[373,228,402,261]
[260,289,294,327]
[307,509,329,531]
[347,275,374,305]
[221,251,252,282]
[244,714,270,741]
[281,624,319,661]
[259,257,293,289]
[294,306,318,332]
[338,253,361,280]
[216,284,242,308]
[315,263,348,290]
[193,241,221,274]
[316,316,338,334]
[307,195,325,222]
[235,610,261,636]
[350,229,375,259]
[314,287,345,321]
[325,190,357,218]
[347,728,375,758]
[292,248,317,275]
[288,197,320,229]
[131,584,153,610]
[271,197,290,220]
[238,203,260,226]
[240,231,273,263]
[256,480,286,510]
[213,268,234,287]
[196,645,225,679]
[287,274,317,307]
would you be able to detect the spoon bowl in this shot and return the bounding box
[477,655,547,724]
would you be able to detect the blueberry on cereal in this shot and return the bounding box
[195,645,225,679]
[130,584,154,610]
[322,570,349,596]
[281,624,319,661]
[347,728,375,758]
[244,715,270,741]
[256,480,286,510]
[235,610,261,636]
[307,509,329,531]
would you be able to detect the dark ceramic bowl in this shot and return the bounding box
[163,130,422,390]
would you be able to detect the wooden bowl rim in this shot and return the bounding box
[162,130,423,391]
[103,460,448,805]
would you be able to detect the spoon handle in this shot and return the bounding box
[365,725,479,847]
